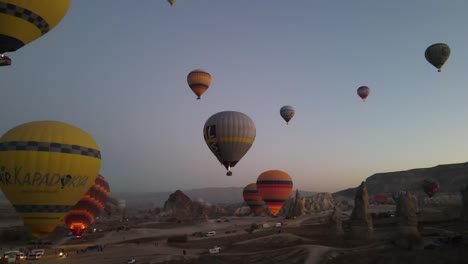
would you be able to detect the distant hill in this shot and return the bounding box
[334,162,468,199]
[0,187,316,209]
[113,187,317,209]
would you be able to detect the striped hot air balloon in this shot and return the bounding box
[242,183,265,215]
[256,170,293,217]
[187,69,211,100]
[64,175,110,237]
[0,120,101,239]
[0,0,71,65]
[203,111,256,176]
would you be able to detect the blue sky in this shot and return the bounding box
[2,1,468,193]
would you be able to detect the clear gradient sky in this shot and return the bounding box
[2,1,468,193]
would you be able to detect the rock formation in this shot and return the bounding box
[349,181,373,241]
[234,206,253,216]
[280,189,305,218]
[460,183,468,222]
[334,162,468,200]
[160,190,226,223]
[327,207,344,238]
[394,191,422,250]
[303,193,335,213]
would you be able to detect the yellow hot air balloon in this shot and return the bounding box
[0,0,71,54]
[0,120,101,239]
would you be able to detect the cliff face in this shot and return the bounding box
[334,162,468,199]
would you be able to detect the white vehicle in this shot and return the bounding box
[205,231,216,237]
[127,258,136,263]
[2,251,25,262]
[262,223,270,228]
[209,246,220,254]
[30,249,45,255]
[26,252,42,260]
[274,223,282,228]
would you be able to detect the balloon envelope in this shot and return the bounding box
[203,111,256,176]
[357,86,370,101]
[0,0,71,53]
[425,43,450,72]
[280,105,295,124]
[64,175,110,237]
[0,120,101,239]
[256,170,293,216]
[187,69,211,99]
[374,193,387,204]
[242,183,265,214]
[422,180,440,198]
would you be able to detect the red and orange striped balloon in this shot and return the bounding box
[187,69,211,100]
[64,175,110,237]
[256,170,293,216]
[243,183,265,215]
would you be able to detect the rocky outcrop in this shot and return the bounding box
[461,184,468,222]
[234,206,252,216]
[327,207,344,238]
[162,190,193,221]
[303,193,335,213]
[160,190,226,223]
[350,182,373,241]
[394,192,422,250]
[280,189,305,218]
[334,162,468,200]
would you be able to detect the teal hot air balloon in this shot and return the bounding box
[280,105,295,125]
[425,43,450,72]
[203,111,256,176]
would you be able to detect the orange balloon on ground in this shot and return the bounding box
[242,183,265,215]
[64,175,110,237]
[256,170,293,216]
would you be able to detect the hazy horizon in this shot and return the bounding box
[2,1,468,194]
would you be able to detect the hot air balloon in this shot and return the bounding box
[168,0,175,6]
[256,170,293,216]
[243,183,265,215]
[425,43,450,72]
[64,175,110,237]
[203,111,256,176]
[280,105,295,125]
[357,86,370,101]
[0,120,101,239]
[374,193,387,205]
[187,69,211,100]
[422,180,440,198]
[0,0,71,64]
